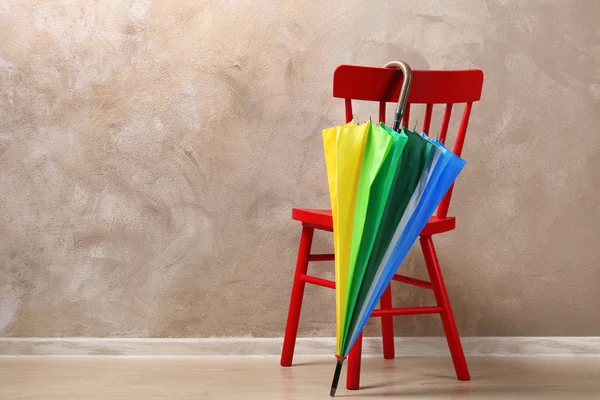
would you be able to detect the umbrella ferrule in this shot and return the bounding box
[330,357,345,397]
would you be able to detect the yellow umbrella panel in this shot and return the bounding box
[322,121,369,357]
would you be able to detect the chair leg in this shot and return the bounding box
[281,226,315,367]
[346,332,363,390]
[380,284,395,359]
[420,235,470,381]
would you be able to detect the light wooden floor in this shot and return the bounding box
[1,356,599,399]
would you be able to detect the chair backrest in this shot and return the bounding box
[332,64,484,219]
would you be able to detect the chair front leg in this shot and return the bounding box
[346,332,363,390]
[281,226,315,366]
[420,235,470,381]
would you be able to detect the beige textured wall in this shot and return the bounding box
[0,0,599,338]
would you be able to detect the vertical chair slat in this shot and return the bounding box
[378,101,386,123]
[423,103,433,134]
[439,103,453,144]
[345,98,353,123]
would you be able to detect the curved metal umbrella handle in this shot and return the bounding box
[383,61,413,132]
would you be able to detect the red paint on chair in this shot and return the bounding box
[281,64,483,389]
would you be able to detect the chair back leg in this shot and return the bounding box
[380,284,396,359]
[346,332,363,390]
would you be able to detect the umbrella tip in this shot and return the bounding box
[330,357,344,397]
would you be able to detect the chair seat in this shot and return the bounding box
[292,208,455,236]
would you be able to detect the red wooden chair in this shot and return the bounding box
[280,63,484,390]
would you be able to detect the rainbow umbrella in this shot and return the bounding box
[324,61,467,396]
[326,122,434,396]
